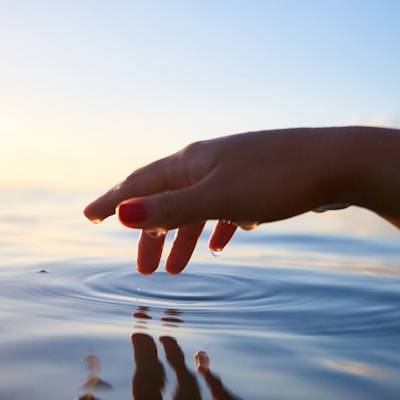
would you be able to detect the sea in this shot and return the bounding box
[1,185,399,400]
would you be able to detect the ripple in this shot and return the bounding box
[20,259,400,339]
[23,260,276,315]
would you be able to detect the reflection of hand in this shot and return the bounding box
[131,333,199,400]
[131,333,239,400]
[84,127,400,274]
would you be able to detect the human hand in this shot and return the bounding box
[83,128,352,274]
[84,126,400,274]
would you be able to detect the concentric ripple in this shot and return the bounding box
[18,258,400,337]
[25,259,280,313]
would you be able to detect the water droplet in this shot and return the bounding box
[90,218,102,224]
[238,221,258,231]
[146,229,167,238]
[211,249,222,257]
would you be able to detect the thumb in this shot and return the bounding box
[116,183,215,231]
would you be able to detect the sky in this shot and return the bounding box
[1,0,400,188]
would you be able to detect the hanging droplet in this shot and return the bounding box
[146,229,167,238]
[211,249,222,257]
[238,221,258,231]
[89,218,102,224]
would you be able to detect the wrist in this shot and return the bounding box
[321,126,400,218]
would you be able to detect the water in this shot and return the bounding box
[1,186,400,399]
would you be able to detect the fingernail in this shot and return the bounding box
[118,201,147,225]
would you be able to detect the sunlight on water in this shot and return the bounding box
[323,359,388,378]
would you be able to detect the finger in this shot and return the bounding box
[117,180,217,231]
[83,142,211,224]
[136,230,166,275]
[208,221,237,252]
[165,222,206,274]
[83,157,175,223]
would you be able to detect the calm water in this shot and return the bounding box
[1,186,400,400]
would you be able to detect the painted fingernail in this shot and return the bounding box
[118,201,147,225]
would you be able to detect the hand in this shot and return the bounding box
[84,127,400,274]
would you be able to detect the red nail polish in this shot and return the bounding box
[118,201,147,224]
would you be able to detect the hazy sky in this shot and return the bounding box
[1,0,400,187]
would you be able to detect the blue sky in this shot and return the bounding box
[1,0,400,187]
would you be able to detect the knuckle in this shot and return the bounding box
[181,140,204,156]
[179,224,203,241]
[180,141,215,185]
[158,190,180,227]
[164,144,202,190]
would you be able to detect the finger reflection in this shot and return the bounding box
[198,364,240,400]
[160,336,202,400]
[75,354,113,400]
[195,351,240,400]
[132,305,153,320]
[160,308,184,325]
[131,333,165,400]
[80,355,113,392]
[132,306,184,328]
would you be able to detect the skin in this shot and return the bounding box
[84,126,400,274]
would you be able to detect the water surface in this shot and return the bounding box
[1,186,399,399]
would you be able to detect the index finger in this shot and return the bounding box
[84,139,216,224]
[84,153,188,223]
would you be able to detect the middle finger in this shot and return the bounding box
[137,230,167,274]
[165,222,206,274]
